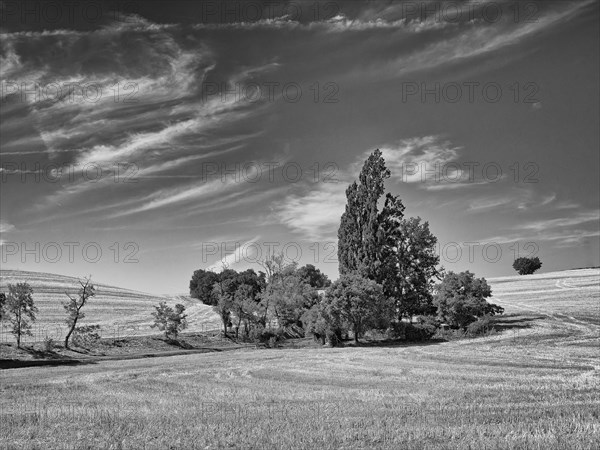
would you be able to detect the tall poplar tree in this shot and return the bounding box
[338,149,390,278]
[337,149,441,320]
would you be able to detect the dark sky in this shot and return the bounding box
[1,0,599,293]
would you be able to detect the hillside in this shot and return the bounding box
[488,268,600,325]
[1,267,598,346]
[0,270,221,344]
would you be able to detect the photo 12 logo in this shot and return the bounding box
[0,162,139,184]
[199,161,339,184]
[437,241,540,265]
[201,81,339,104]
[201,241,338,265]
[0,81,139,105]
[399,81,540,104]
[1,242,140,264]
[399,161,539,184]
[0,0,141,25]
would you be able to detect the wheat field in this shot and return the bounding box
[0,268,598,449]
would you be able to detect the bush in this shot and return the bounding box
[405,323,435,342]
[250,326,284,347]
[466,316,494,336]
[386,321,408,340]
[386,317,439,342]
[43,336,55,352]
[435,328,467,340]
[71,325,101,349]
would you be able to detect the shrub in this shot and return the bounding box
[325,329,343,347]
[386,321,408,340]
[466,316,494,336]
[386,317,439,341]
[71,325,101,349]
[405,323,436,341]
[268,336,278,348]
[250,326,284,347]
[435,328,467,340]
[43,336,55,352]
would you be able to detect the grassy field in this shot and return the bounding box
[0,269,598,449]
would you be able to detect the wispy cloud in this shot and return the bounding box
[206,236,261,272]
[274,182,347,241]
[521,210,600,231]
[111,166,258,218]
[0,221,15,234]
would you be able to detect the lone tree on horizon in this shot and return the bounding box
[513,256,542,275]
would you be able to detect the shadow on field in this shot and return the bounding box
[164,338,194,349]
[0,357,98,369]
[345,338,446,348]
[492,314,544,332]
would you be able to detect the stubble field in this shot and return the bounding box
[1,269,598,449]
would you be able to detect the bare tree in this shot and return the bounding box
[63,277,96,350]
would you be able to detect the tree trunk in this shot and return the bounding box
[236,316,242,339]
[16,310,21,348]
[354,325,359,344]
[64,316,79,350]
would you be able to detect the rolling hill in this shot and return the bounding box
[1,267,598,345]
[0,270,221,344]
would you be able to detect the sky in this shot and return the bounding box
[0,0,599,294]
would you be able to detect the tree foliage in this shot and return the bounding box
[151,301,188,339]
[189,269,220,305]
[319,274,393,343]
[6,283,37,348]
[297,264,331,289]
[63,277,96,350]
[433,271,504,329]
[512,256,542,275]
[381,215,441,318]
[338,149,390,279]
[257,253,317,333]
[0,292,6,321]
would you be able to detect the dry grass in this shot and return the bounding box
[1,269,599,449]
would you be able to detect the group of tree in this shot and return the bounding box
[301,149,505,345]
[185,150,513,347]
[188,261,330,343]
[0,277,100,350]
